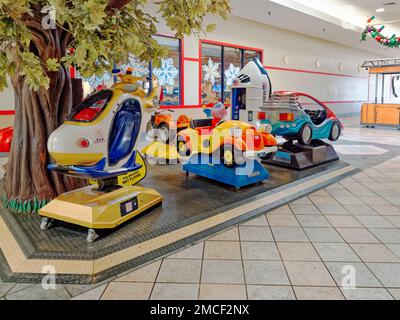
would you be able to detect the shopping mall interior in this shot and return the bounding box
[1,0,400,302]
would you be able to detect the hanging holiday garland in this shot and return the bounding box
[362,16,400,48]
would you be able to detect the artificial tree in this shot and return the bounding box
[0,0,230,213]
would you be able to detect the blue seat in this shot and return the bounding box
[108,100,141,166]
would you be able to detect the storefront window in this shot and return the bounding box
[153,35,180,106]
[121,55,149,78]
[244,50,261,65]
[223,47,242,104]
[201,43,222,106]
[201,42,262,106]
[80,35,181,106]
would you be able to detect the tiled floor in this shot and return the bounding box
[3,116,400,300]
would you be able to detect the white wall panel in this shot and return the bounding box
[184,35,199,59]
[183,61,199,106]
[0,79,15,111]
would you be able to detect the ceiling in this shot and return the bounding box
[349,0,400,21]
[229,0,400,57]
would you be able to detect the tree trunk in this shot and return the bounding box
[4,18,85,213]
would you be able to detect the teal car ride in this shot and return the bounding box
[258,91,343,145]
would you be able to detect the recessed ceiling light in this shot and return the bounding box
[376,8,385,12]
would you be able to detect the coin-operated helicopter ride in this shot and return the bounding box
[39,67,163,242]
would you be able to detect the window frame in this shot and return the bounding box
[67,89,113,123]
[152,34,183,108]
[199,39,264,107]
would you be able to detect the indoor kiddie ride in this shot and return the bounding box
[39,67,163,243]
[231,58,342,170]
[145,109,191,143]
[178,102,277,163]
[145,83,190,144]
[259,91,343,145]
[258,92,342,169]
[231,57,272,126]
[178,102,277,189]
[142,78,191,162]
[142,104,191,163]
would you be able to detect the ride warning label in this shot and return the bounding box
[118,170,144,186]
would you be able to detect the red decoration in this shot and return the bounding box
[79,138,90,148]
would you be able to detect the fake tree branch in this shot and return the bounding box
[0,0,231,91]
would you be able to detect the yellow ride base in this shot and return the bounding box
[39,185,162,229]
[141,141,179,160]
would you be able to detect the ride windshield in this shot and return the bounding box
[297,95,327,126]
[67,90,113,123]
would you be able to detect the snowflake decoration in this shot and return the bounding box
[120,55,149,77]
[202,58,220,85]
[224,63,240,86]
[84,72,112,88]
[153,58,179,86]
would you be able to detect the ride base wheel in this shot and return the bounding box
[40,217,53,230]
[87,229,100,243]
[329,122,341,141]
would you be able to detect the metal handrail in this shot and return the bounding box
[361,58,400,69]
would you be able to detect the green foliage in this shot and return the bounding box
[0,0,231,90]
[19,51,50,90]
[3,195,48,213]
[157,0,230,38]
[46,57,60,72]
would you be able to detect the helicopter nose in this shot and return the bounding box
[47,130,57,154]
[47,125,104,166]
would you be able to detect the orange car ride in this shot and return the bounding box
[146,109,191,143]
[177,119,278,167]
